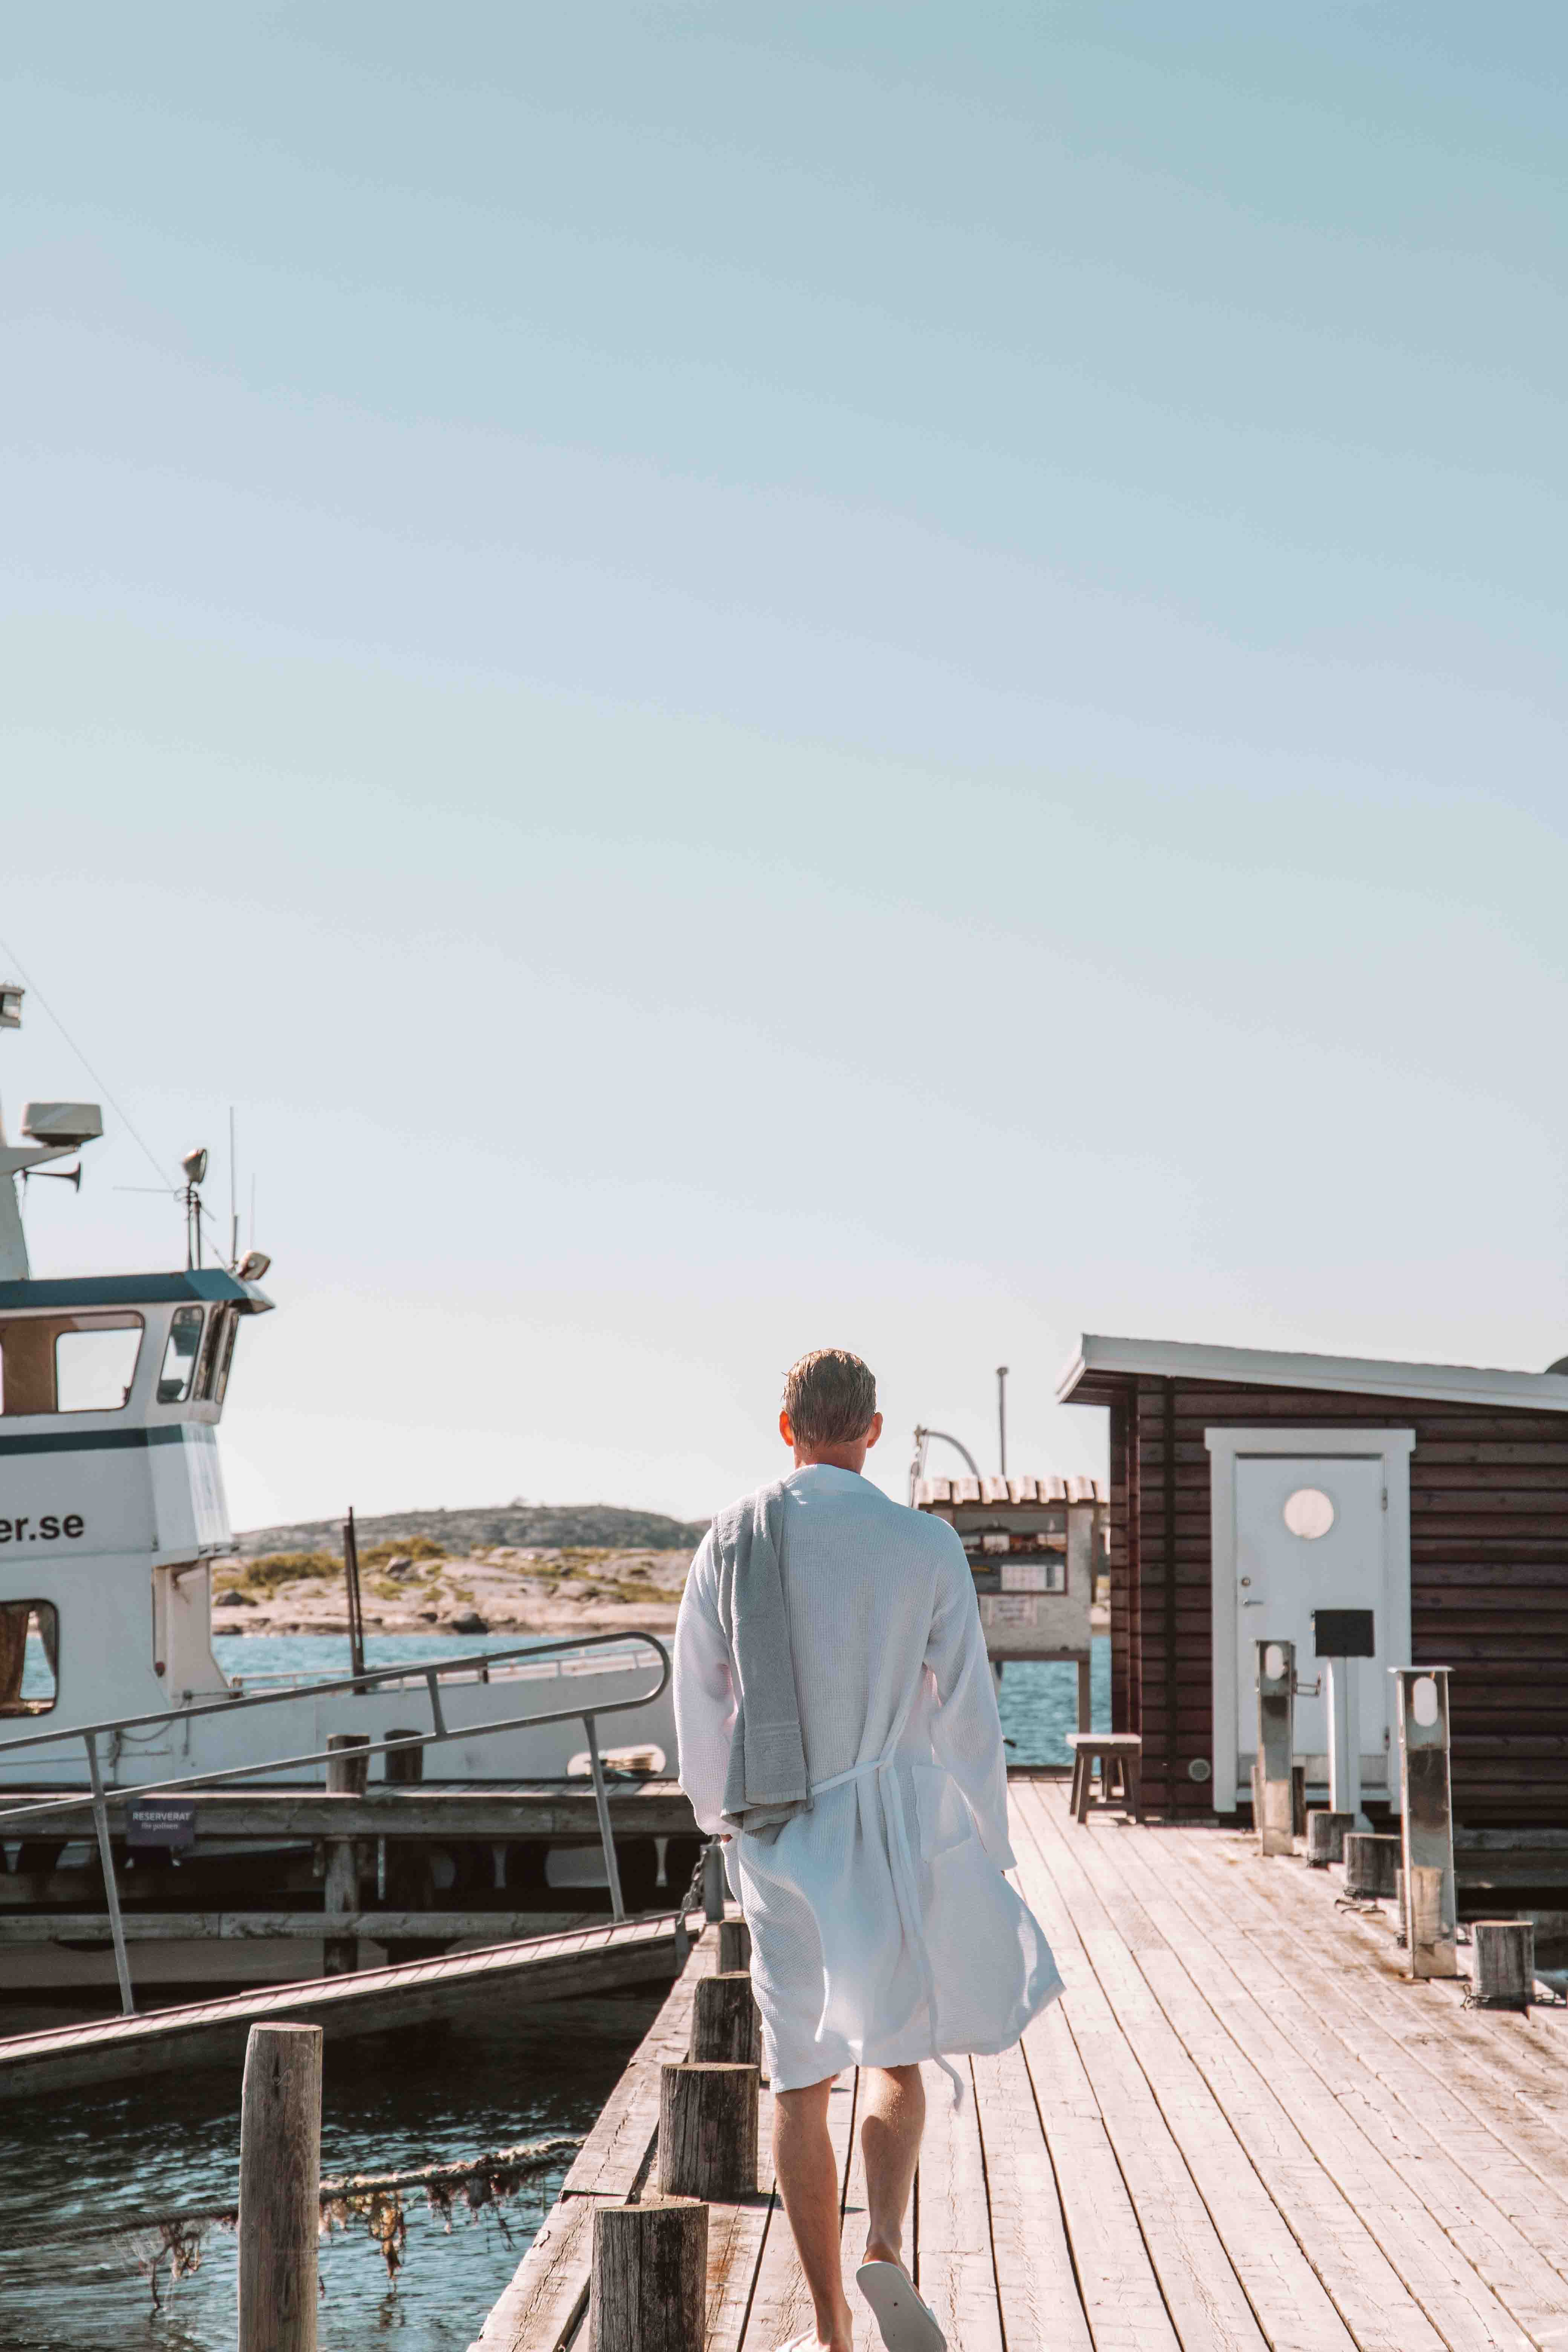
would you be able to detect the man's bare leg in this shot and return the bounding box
[773,2076,853,2351]
[860,2064,925,2269]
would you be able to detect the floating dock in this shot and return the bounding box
[473,1779,1568,2350]
[0,1913,684,2102]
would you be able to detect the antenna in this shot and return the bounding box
[0,984,103,1280]
[180,1146,208,1271]
[229,1106,239,1270]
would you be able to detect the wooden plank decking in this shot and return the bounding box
[475,1781,1568,2350]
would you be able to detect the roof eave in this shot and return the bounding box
[1057,1332,1568,1417]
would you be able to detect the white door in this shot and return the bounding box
[1233,1455,1391,1790]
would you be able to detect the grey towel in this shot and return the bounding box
[714,1479,812,1840]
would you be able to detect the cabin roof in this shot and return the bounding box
[1057,1332,1568,1416]
[0,1269,274,1314]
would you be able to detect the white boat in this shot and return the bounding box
[0,986,685,1991]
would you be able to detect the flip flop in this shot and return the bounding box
[855,2261,946,2352]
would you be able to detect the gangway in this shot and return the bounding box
[0,1629,670,2015]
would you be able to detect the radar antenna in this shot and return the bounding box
[0,986,103,1281]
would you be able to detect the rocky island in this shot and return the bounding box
[210,1501,708,1640]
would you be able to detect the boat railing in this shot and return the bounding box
[0,1628,671,2019]
[223,1637,653,1697]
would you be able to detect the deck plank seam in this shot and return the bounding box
[1029,1789,1550,2352]
[1012,1796,1278,2350]
[1019,1786,1377,2347]
[1132,1821,1568,2313]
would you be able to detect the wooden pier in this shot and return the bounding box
[0,1913,684,2103]
[474,1780,1568,2350]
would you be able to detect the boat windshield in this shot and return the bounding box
[0,1314,143,1415]
[157,1305,205,1404]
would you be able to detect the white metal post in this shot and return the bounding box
[583,1713,627,1923]
[1254,1639,1295,1855]
[84,1732,135,2016]
[1392,1666,1458,1978]
[1326,1657,1367,1828]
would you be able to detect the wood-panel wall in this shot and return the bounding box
[1092,1375,1568,1825]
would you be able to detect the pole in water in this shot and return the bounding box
[996,1365,1009,1477]
[343,1507,366,1686]
[239,2022,322,2352]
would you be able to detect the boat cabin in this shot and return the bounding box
[1058,1334,1568,1827]
[0,1270,273,1729]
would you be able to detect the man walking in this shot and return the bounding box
[674,1350,1061,2352]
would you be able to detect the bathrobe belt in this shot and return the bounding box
[807,1706,965,2104]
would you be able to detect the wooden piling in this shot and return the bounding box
[717,1917,751,1974]
[701,1844,726,1922]
[657,2060,759,2198]
[590,2195,706,2352]
[384,1727,425,1785]
[326,1731,371,1796]
[1306,1811,1354,1867]
[691,1972,762,2067]
[1472,1920,1534,2010]
[325,1733,370,1974]
[1343,1832,1400,1899]
[238,2022,322,2352]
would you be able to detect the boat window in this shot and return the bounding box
[0,1602,58,1716]
[157,1306,205,1404]
[196,1305,240,1403]
[0,1313,143,1415]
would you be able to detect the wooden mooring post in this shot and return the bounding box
[1473,1920,1534,2010]
[1392,1665,1459,1978]
[701,1842,726,1922]
[238,2022,322,2352]
[717,1917,751,1973]
[1343,1832,1400,1899]
[325,1732,370,1974]
[384,1726,425,1784]
[590,2196,706,2352]
[1306,1810,1354,1866]
[658,2060,759,2197]
[691,1972,762,2066]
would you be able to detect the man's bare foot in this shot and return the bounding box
[864,2238,904,2270]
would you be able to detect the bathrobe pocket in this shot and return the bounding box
[910,1762,1061,2050]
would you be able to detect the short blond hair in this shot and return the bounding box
[782,1349,877,1447]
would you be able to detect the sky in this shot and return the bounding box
[2,4,1564,1532]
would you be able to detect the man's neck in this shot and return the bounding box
[791,1447,867,1475]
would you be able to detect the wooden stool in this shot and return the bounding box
[1066,1733,1143,1824]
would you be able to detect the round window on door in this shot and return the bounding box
[1282,1486,1335,1540]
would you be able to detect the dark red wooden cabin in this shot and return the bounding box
[1058,1335,1568,1826]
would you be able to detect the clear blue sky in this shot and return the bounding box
[3,5,1564,1530]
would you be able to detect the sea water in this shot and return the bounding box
[0,1634,1107,2348]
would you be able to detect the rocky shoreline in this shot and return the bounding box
[210,1541,692,1640]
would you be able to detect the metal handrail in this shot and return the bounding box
[0,1629,671,2019]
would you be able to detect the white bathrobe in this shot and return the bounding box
[674,1464,1062,2092]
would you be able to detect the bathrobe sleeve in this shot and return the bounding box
[925,1531,1016,1869]
[673,1531,737,1836]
